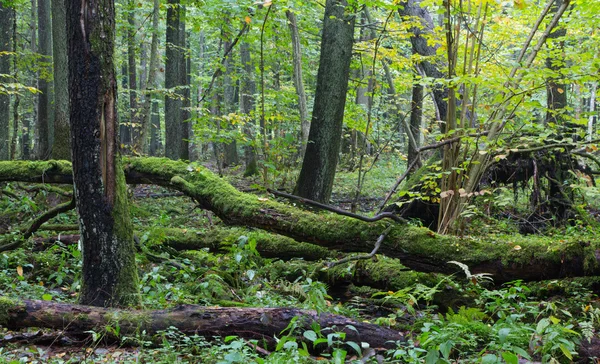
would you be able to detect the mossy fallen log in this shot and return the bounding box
[33,226,333,261]
[1,157,600,282]
[0,298,403,349]
[33,227,439,292]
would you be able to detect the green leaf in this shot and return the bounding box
[501,351,519,364]
[303,330,317,342]
[559,344,573,360]
[346,341,362,356]
[498,328,510,344]
[42,294,52,301]
[425,349,440,364]
[439,341,453,359]
[536,318,550,334]
[512,346,531,360]
[481,354,499,364]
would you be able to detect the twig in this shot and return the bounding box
[377,158,420,214]
[268,189,405,224]
[326,225,392,268]
[0,197,77,253]
[198,22,249,104]
[0,189,18,199]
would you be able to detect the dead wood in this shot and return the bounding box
[1,157,599,283]
[0,298,404,350]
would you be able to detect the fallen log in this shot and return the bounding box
[1,157,599,282]
[32,226,333,261]
[32,227,439,292]
[0,298,404,350]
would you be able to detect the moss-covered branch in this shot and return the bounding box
[2,157,600,282]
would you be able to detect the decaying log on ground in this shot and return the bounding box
[0,298,403,349]
[32,227,439,292]
[32,226,333,261]
[1,157,600,282]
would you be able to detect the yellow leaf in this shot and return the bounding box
[557,88,564,94]
[17,265,23,276]
[514,0,526,9]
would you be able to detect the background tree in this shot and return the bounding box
[67,0,140,307]
[34,0,51,160]
[0,2,13,160]
[294,0,355,203]
[51,0,69,160]
[165,0,185,160]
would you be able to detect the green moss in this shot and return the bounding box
[110,157,141,307]
[0,297,21,326]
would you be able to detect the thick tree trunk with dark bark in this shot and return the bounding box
[294,0,355,203]
[165,0,184,160]
[0,298,403,349]
[67,0,139,307]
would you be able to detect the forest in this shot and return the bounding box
[0,0,599,362]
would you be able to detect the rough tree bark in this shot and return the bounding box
[0,298,403,350]
[51,0,70,160]
[1,157,599,283]
[165,0,184,160]
[294,0,355,203]
[67,0,140,307]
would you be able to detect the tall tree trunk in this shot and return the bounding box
[240,41,258,176]
[398,0,448,129]
[127,0,139,151]
[119,61,132,147]
[149,101,161,156]
[408,82,423,173]
[67,0,140,307]
[285,10,309,160]
[164,0,184,160]
[136,0,160,154]
[0,3,13,160]
[51,0,70,160]
[179,17,189,160]
[588,83,597,142]
[22,0,37,160]
[10,10,18,160]
[36,0,51,160]
[543,0,571,221]
[294,0,355,203]
[222,20,238,166]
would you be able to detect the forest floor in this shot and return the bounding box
[1,158,600,363]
